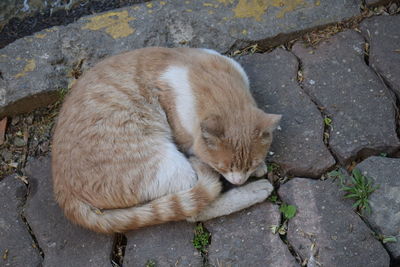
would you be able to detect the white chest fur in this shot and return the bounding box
[160,65,196,136]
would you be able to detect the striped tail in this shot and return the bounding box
[61,174,222,234]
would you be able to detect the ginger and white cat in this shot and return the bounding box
[52,47,281,233]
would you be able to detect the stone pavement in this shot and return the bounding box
[1,1,400,266]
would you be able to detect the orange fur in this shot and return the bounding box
[52,47,280,233]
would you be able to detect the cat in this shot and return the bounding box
[52,47,281,233]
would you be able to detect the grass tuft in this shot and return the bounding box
[193,223,211,254]
[328,168,378,214]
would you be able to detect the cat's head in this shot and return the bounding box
[194,109,281,185]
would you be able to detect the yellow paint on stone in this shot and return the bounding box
[315,0,320,6]
[35,33,47,38]
[186,9,193,12]
[146,2,153,8]
[208,10,215,14]
[15,59,36,78]
[242,29,248,35]
[148,10,153,13]
[217,0,235,4]
[232,0,306,21]
[82,11,135,39]
[160,1,166,5]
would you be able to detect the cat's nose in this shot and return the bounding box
[223,172,247,185]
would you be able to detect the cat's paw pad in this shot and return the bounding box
[253,163,268,178]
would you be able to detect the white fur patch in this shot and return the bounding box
[201,48,221,56]
[146,142,197,200]
[161,66,196,136]
[201,48,250,88]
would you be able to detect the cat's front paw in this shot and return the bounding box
[253,162,268,177]
[244,179,273,196]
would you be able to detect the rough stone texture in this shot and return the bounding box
[124,221,202,266]
[0,175,42,267]
[292,30,400,164]
[357,156,400,259]
[0,0,361,117]
[279,178,390,267]
[23,156,113,267]
[361,15,400,97]
[205,202,299,267]
[240,49,335,177]
[0,28,68,117]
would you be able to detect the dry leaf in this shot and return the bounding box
[17,175,29,184]
[2,249,8,260]
[8,162,18,168]
[0,117,7,145]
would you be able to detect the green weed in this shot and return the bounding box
[323,117,332,126]
[267,191,279,204]
[145,260,156,267]
[279,203,297,220]
[382,236,397,244]
[193,223,210,254]
[329,169,378,214]
[267,163,280,173]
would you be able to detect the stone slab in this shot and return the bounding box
[124,221,202,266]
[0,0,362,117]
[292,30,400,164]
[357,156,400,258]
[240,49,335,177]
[23,156,113,267]
[205,202,299,267]
[361,15,400,97]
[278,178,390,267]
[0,28,68,117]
[0,175,42,267]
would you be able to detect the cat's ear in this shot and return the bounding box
[200,115,224,148]
[255,113,282,142]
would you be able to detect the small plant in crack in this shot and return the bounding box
[193,223,211,255]
[145,259,156,267]
[323,117,332,127]
[267,191,280,204]
[374,233,398,244]
[270,203,297,236]
[329,169,378,214]
[267,163,280,173]
[279,203,297,220]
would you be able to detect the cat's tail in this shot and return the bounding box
[60,172,222,234]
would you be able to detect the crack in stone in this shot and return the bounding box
[19,176,44,260]
[224,9,373,57]
[290,51,340,168]
[272,197,304,266]
[360,36,400,157]
[111,233,127,267]
[350,208,399,265]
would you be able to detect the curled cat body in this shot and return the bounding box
[52,47,281,233]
